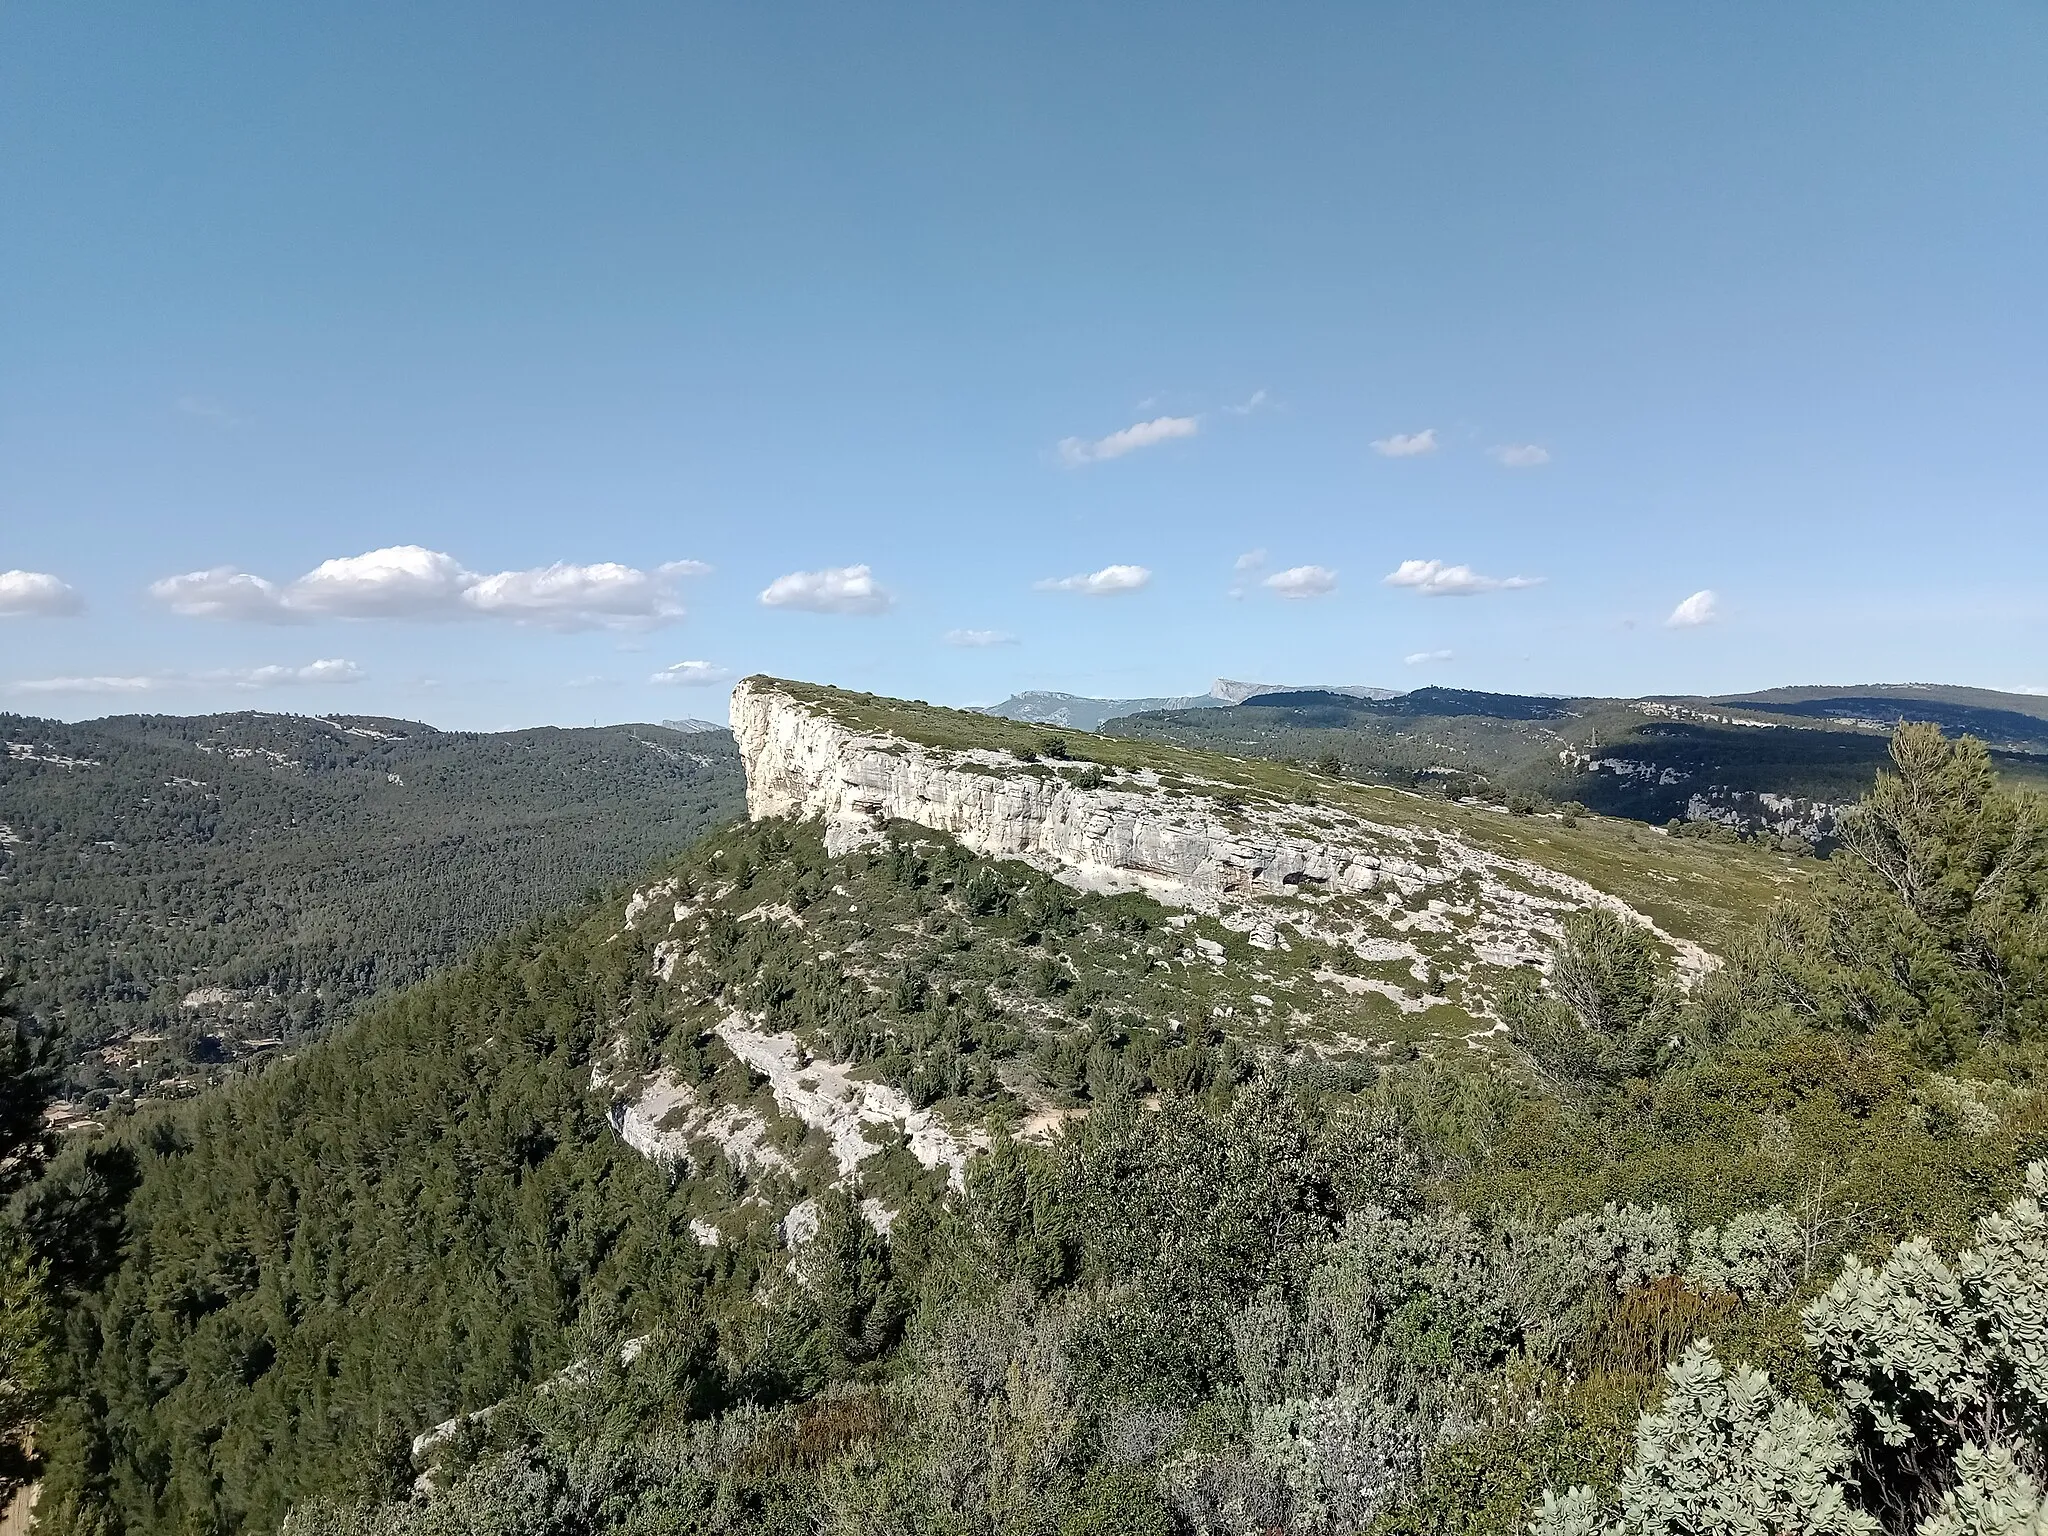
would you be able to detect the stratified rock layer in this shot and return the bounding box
[729,677,1710,977]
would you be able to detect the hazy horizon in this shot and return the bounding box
[8,670,2047,736]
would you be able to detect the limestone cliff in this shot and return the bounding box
[729,676,1712,981]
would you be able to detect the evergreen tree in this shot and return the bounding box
[1503,908,1678,1098]
[803,1188,906,1369]
[0,973,55,1491]
[1743,724,2048,1061]
[0,973,57,1200]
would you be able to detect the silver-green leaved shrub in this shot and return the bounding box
[1554,1202,1681,1294]
[1248,1392,1423,1535]
[1534,1164,2048,1536]
[1212,1204,1545,1534]
[1531,1341,1875,1536]
[1530,1484,1608,1536]
[1916,1443,2048,1536]
[1684,1204,1800,1303]
[1802,1161,2048,1456]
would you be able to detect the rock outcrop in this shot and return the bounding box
[729,677,1711,977]
[1685,788,1846,844]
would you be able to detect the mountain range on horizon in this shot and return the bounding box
[981,676,2048,733]
[977,678,1403,731]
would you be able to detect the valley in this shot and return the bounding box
[0,709,743,1118]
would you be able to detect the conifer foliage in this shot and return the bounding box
[0,973,56,1493]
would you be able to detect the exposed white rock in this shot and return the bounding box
[1560,749,1690,786]
[713,1016,978,1189]
[599,1062,792,1178]
[596,1009,978,1195]
[730,679,1713,980]
[624,878,681,929]
[1634,702,1779,729]
[7,742,100,768]
[780,1197,821,1247]
[1686,788,1845,842]
[1313,968,1445,1015]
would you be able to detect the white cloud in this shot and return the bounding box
[149,566,291,621]
[1404,649,1456,666]
[0,570,86,618]
[759,564,894,615]
[1227,548,1268,599]
[7,659,364,695]
[231,659,365,687]
[289,546,475,619]
[1666,589,1720,628]
[1035,564,1153,596]
[1223,389,1270,416]
[649,660,735,687]
[9,675,156,695]
[464,561,697,629]
[1384,559,1543,597]
[944,629,1016,647]
[1489,443,1551,468]
[1262,565,1338,600]
[1371,428,1439,458]
[149,547,708,629]
[1057,415,1199,467]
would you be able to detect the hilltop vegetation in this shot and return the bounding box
[15,700,2048,1535]
[0,710,743,1110]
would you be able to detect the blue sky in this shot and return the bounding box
[3,2,2043,728]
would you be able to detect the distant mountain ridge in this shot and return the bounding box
[981,678,1400,731]
[1705,685,2048,753]
[1711,682,2048,721]
[1107,680,2048,846]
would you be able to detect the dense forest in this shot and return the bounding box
[0,710,742,1109]
[8,720,2046,1534]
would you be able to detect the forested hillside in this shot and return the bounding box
[1107,685,2048,847]
[0,710,743,1112]
[15,686,2048,1535]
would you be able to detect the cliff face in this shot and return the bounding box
[729,677,1711,979]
